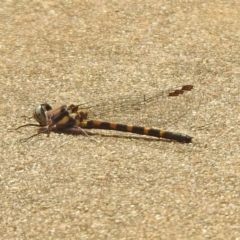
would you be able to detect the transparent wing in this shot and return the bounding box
[73,85,200,128]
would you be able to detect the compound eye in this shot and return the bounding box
[41,103,52,112]
[33,104,52,125]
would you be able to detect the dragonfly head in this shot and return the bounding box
[33,104,52,126]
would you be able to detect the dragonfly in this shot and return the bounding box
[15,85,194,143]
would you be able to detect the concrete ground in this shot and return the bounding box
[1,1,240,239]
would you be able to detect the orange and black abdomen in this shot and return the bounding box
[82,120,192,143]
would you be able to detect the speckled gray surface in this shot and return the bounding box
[1,1,240,239]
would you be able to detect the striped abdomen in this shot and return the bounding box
[80,120,192,143]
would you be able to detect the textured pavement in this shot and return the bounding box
[1,1,240,239]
